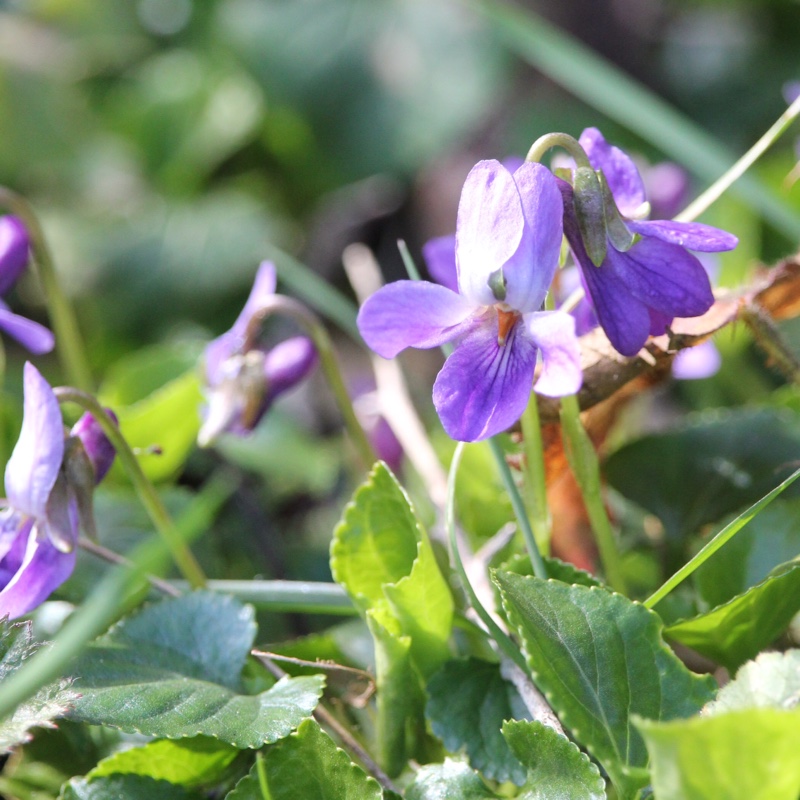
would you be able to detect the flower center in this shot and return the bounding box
[496,308,520,346]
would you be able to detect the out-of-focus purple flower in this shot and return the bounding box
[671,340,722,380]
[352,387,404,474]
[0,363,114,619]
[70,408,118,483]
[561,128,737,357]
[358,160,581,442]
[199,261,318,447]
[0,216,54,355]
[641,162,690,221]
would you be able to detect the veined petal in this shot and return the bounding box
[503,162,563,312]
[0,529,76,619]
[0,303,55,354]
[580,128,646,217]
[0,510,25,563]
[5,363,64,518]
[455,160,527,307]
[524,310,582,397]
[358,280,476,359]
[205,261,277,384]
[422,235,458,292]
[432,317,537,442]
[626,219,738,252]
[604,237,714,319]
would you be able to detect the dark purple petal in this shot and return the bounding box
[0,525,76,619]
[524,311,582,397]
[580,128,646,217]
[5,363,64,518]
[642,162,690,220]
[604,237,714,319]
[205,261,277,384]
[0,303,55,354]
[0,216,30,296]
[432,316,537,442]
[505,162,563,312]
[455,160,527,307]
[649,309,672,336]
[672,340,722,380]
[422,235,458,292]
[71,410,117,484]
[627,219,738,252]
[358,280,476,359]
[264,336,317,401]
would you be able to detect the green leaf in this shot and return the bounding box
[635,709,800,800]
[406,760,500,800]
[666,563,800,671]
[496,572,715,799]
[331,462,454,678]
[502,553,603,588]
[0,619,78,753]
[226,719,383,800]
[706,650,800,714]
[88,736,240,787]
[604,408,800,542]
[67,592,324,747]
[426,658,528,785]
[61,775,201,800]
[502,720,606,800]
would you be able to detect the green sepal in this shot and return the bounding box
[572,166,607,267]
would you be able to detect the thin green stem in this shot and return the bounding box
[0,187,93,391]
[255,752,272,800]
[397,239,423,281]
[559,393,627,594]
[448,443,529,673]
[526,132,591,167]
[645,466,800,609]
[520,395,551,554]
[54,387,207,588]
[488,438,548,580]
[255,296,377,470]
[675,92,800,223]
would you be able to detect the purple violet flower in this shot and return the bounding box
[562,128,737,358]
[0,216,55,355]
[199,261,318,446]
[358,160,582,442]
[0,363,114,619]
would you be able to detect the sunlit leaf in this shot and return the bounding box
[406,760,499,800]
[61,775,201,800]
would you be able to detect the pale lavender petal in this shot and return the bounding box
[358,281,476,358]
[672,340,722,380]
[503,162,563,312]
[205,261,277,383]
[784,81,800,104]
[580,128,646,217]
[0,527,76,619]
[264,336,317,400]
[0,304,55,354]
[627,219,738,252]
[432,317,536,442]
[0,511,24,562]
[422,235,458,292]
[5,363,64,518]
[455,160,527,307]
[604,237,714,319]
[0,216,30,296]
[524,310,582,397]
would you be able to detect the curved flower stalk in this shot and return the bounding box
[0,216,54,355]
[559,128,738,357]
[358,160,582,442]
[0,363,115,619]
[199,261,318,447]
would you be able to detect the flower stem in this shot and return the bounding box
[489,437,549,580]
[54,387,207,588]
[255,296,377,470]
[675,93,800,223]
[559,393,627,593]
[520,395,551,554]
[0,187,93,391]
[526,132,591,168]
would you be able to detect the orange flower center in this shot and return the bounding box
[496,308,520,346]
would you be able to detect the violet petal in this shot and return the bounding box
[358,280,476,359]
[580,128,646,217]
[627,219,738,252]
[525,310,582,397]
[432,317,537,442]
[0,216,30,296]
[422,235,458,292]
[264,336,317,400]
[5,363,64,518]
[672,340,722,380]
[0,303,55,355]
[71,410,117,484]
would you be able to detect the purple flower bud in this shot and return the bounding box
[70,409,118,484]
[264,337,317,403]
[0,216,30,296]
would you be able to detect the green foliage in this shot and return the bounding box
[0,619,78,753]
[426,658,528,785]
[406,760,499,800]
[67,592,324,747]
[61,775,202,800]
[496,572,716,799]
[666,562,800,670]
